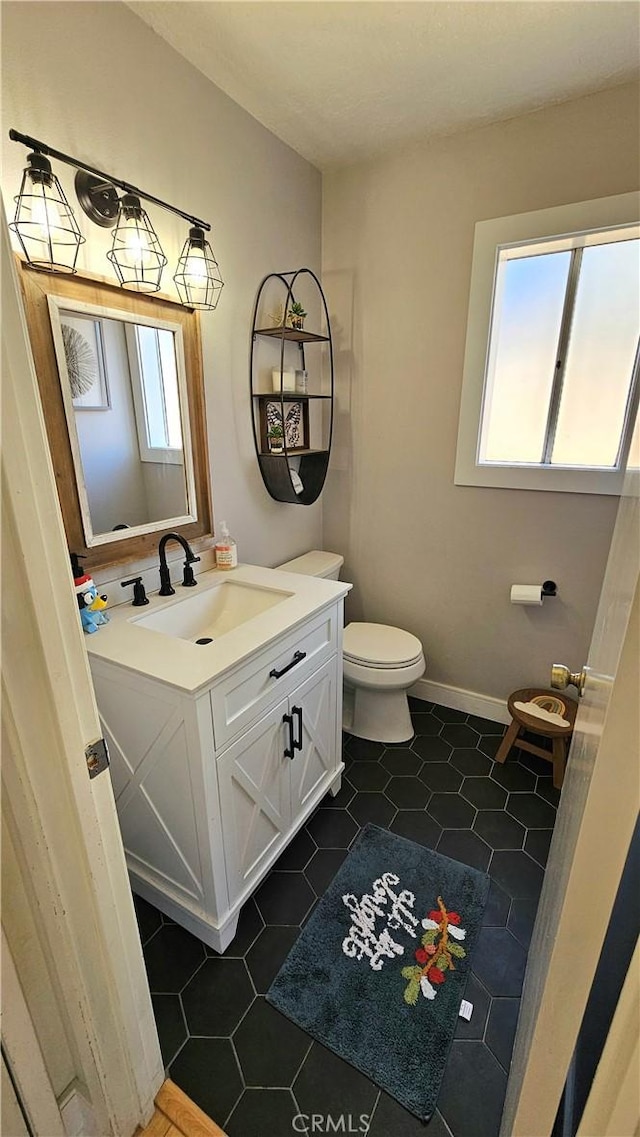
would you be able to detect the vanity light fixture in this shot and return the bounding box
[8,129,223,309]
[173,226,224,311]
[9,150,85,273]
[107,193,167,293]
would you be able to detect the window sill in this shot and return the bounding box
[453,457,625,495]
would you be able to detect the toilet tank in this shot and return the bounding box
[276,550,344,580]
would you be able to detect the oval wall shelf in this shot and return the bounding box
[250,268,334,505]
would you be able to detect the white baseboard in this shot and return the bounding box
[409,678,510,725]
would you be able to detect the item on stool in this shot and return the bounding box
[496,687,577,790]
[513,697,570,728]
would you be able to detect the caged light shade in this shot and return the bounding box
[9,152,85,273]
[107,193,167,293]
[173,226,224,311]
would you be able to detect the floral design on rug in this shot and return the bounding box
[401,896,467,1004]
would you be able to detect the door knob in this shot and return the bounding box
[551,663,588,697]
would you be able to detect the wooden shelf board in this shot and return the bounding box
[253,392,332,401]
[260,448,329,457]
[254,326,329,343]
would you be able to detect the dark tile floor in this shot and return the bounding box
[134,699,559,1137]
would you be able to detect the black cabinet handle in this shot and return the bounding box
[270,650,306,680]
[283,713,295,759]
[292,706,303,751]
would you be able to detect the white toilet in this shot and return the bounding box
[276,550,426,744]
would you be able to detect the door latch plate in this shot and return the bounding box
[85,737,110,779]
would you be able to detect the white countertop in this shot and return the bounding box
[86,563,351,694]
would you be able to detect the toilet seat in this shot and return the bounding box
[343,623,423,669]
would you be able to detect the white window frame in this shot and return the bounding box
[455,192,640,495]
[125,323,185,465]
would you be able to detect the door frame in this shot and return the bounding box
[1,213,164,1135]
[577,937,640,1137]
[1,928,66,1137]
[501,461,640,1134]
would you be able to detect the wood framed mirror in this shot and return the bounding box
[16,259,212,572]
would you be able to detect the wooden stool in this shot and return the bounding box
[495,688,577,790]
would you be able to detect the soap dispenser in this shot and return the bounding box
[215,521,238,570]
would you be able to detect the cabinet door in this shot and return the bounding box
[217,698,291,904]
[289,658,338,817]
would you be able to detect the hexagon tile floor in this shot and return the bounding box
[134,698,559,1137]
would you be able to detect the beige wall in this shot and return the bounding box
[322,82,639,699]
[2,1,323,569]
[3,5,638,700]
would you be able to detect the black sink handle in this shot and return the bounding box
[121,576,149,607]
[269,650,306,680]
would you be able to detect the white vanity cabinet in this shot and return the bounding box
[89,597,345,953]
[218,656,336,903]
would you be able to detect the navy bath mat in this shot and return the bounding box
[267,823,489,1122]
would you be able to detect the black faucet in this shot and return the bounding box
[158,533,200,596]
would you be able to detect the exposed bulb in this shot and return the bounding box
[119,217,154,268]
[174,225,223,310]
[9,152,84,273]
[183,245,208,284]
[30,182,64,246]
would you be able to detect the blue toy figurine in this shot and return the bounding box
[71,553,110,634]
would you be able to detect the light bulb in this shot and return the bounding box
[183,245,208,284]
[107,194,166,292]
[174,226,223,310]
[10,152,84,272]
[119,217,154,268]
[30,183,63,245]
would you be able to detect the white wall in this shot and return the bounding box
[322,82,639,699]
[143,460,188,526]
[2,0,323,569]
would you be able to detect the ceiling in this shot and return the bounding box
[127,1,640,169]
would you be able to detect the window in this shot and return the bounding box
[456,193,640,494]
[126,324,184,464]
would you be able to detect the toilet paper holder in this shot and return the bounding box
[511,580,558,606]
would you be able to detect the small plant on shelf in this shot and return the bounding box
[287,301,307,331]
[267,423,284,453]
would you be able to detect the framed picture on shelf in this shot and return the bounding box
[260,398,309,453]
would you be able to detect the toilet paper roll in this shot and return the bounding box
[511,584,544,606]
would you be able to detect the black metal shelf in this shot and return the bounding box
[250,269,334,506]
[256,450,331,505]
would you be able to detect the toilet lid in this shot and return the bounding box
[343,622,424,668]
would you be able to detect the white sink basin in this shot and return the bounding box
[132,579,293,643]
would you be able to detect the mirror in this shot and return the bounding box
[48,298,195,544]
[16,259,212,571]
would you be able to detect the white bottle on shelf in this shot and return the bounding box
[215,521,238,570]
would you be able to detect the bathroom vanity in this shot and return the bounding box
[87,565,351,952]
